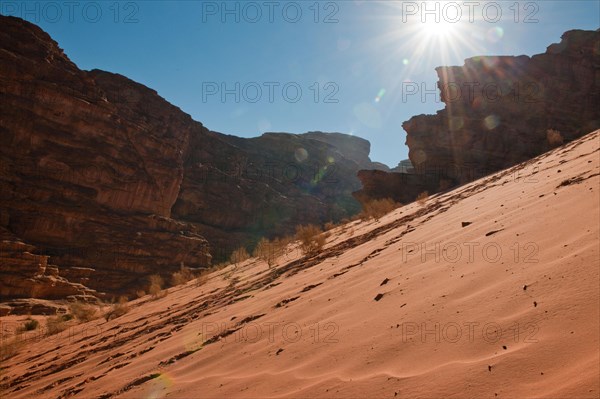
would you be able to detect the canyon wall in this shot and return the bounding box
[0,16,383,304]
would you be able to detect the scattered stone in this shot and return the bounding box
[374,293,384,301]
[380,278,390,286]
[461,222,472,227]
[276,348,284,355]
[534,301,538,307]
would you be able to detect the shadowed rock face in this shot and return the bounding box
[0,16,383,303]
[356,29,600,204]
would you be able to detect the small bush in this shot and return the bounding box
[547,129,563,147]
[104,301,130,321]
[61,313,74,321]
[46,316,68,335]
[230,247,250,265]
[136,290,146,298]
[416,191,429,206]
[171,265,196,286]
[253,238,286,267]
[148,274,165,298]
[22,318,39,331]
[69,302,98,322]
[360,198,400,220]
[295,225,326,256]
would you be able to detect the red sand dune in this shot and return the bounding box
[1,130,599,398]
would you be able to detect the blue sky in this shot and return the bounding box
[2,1,598,167]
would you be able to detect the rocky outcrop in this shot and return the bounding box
[0,16,382,303]
[356,29,600,203]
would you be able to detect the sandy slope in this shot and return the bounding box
[1,130,599,399]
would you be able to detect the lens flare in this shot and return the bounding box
[486,27,504,43]
[484,115,500,130]
[294,148,308,162]
[374,88,386,103]
[145,373,174,399]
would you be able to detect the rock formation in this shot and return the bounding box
[0,16,383,306]
[356,29,600,204]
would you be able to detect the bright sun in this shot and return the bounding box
[422,19,456,38]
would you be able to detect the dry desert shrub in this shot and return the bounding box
[547,129,564,147]
[416,191,429,206]
[104,297,130,321]
[171,265,196,286]
[148,274,166,298]
[69,302,99,322]
[360,198,400,220]
[21,318,39,332]
[296,224,326,256]
[230,247,250,265]
[46,315,69,335]
[253,237,286,267]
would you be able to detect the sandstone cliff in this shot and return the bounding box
[0,16,381,305]
[356,29,600,204]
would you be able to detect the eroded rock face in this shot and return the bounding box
[175,130,387,260]
[0,16,382,302]
[356,29,600,203]
[0,16,212,300]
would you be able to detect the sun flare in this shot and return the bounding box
[421,19,456,38]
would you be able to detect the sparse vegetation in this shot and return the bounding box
[171,265,196,286]
[104,297,130,321]
[46,315,69,335]
[360,198,400,220]
[136,289,146,298]
[22,318,39,332]
[547,129,564,147]
[253,237,286,267]
[61,313,74,321]
[148,274,166,298]
[230,247,250,265]
[416,191,429,206]
[69,302,99,322]
[295,224,326,256]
